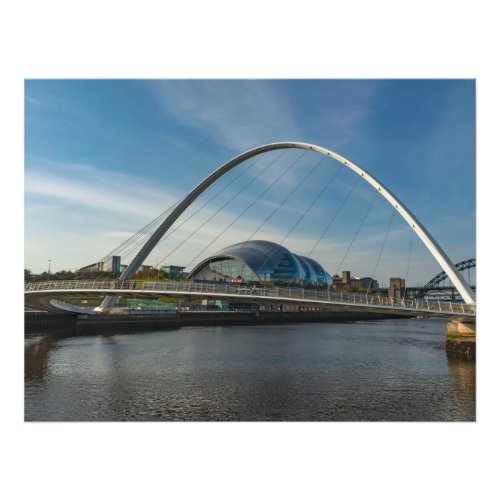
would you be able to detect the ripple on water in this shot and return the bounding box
[24,319,475,421]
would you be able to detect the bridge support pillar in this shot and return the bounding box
[446,319,475,361]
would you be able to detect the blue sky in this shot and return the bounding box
[25,79,475,286]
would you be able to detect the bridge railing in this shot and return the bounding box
[24,280,476,315]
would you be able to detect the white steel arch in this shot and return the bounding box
[99,142,475,309]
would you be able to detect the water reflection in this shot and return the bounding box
[25,335,58,382]
[24,319,476,421]
[447,356,476,420]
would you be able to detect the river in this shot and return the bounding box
[24,317,475,421]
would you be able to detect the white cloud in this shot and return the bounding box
[24,159,184,271]
[25,161,180,220]
[148,80,304,152]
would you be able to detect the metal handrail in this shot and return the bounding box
[24,280,476,315]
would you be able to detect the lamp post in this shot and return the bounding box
[48,259,51,282]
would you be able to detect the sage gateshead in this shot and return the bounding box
[189,240,332,286]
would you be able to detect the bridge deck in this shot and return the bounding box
[25,280,476,318]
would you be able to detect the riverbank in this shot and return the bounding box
[25,310,405,336]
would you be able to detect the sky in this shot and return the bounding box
[24,79,476,286]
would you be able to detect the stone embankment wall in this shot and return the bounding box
[26,310,403,336]
[25,312,77,334]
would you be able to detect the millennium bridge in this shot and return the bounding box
[26,142,476,336]
[24,279,476,319]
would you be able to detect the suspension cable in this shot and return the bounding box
[335,190,378,276]
[157,149,294,269]
[154,154,261,248]
[242,155,329,243]
[211,154,331,285]
[194,153,328,281]
[368,207,396,290]
[278,163,346,249]
[306,175,363,261]
[98,198,181,264]
[83,199,183,281]
[96,154,265,271]
[404,227,413,288]
[117,153,265,264]
[280,174,362,286]
[271,168,360,286]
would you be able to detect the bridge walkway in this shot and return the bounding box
[25,280,476,318]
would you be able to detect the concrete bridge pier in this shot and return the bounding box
[446,319,476,361]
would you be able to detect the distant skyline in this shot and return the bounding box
[25,79,475,285]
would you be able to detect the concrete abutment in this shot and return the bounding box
[446,319,476,361]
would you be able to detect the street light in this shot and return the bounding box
[48,259,51,282]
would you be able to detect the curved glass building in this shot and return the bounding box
[189,240,332,286]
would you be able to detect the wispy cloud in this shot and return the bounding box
[25,159,180,221]
[146,79,385,197]
[314,81,382,150]
[147,80,304,152]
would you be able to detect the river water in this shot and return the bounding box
[24,318,475,421]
